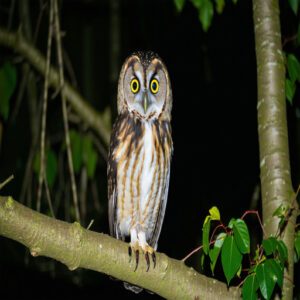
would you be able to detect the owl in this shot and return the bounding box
[107,51,173,292]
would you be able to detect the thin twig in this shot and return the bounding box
[44,177,55,217]
[0,175,14,190]
[37,0,54,211]
[20,97,42,204]
[80,166,88,224]
[240,210,266,238]
[0,27,111,145]
[53,0,80,222]
[33,0,48,45]
[87,219,94,230]
[181,245,203,263]
[88,131,108,161]
[63,47,78,87]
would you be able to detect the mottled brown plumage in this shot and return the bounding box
[107,51,173,293]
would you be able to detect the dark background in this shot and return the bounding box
[0,0,299,298]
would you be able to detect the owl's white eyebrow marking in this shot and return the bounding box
[146,71,160,87]
[133,70,144,89]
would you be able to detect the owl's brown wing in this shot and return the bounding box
[108,153,118,238]
[107,116,122,239]
[149,160,171,250]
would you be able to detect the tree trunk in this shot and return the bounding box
[252,0,297,298]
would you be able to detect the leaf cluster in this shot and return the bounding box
[174,0,238,32]
[33,130,99,189]
[201,207,288,300]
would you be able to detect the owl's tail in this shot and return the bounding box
[124,282,143,294]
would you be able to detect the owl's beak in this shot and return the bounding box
[142,90,150,113]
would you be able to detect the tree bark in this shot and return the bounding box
[0,196,240,299]
[0,27,110,146]
[252,1,298,298]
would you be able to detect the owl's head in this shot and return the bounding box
[117,51,172,121]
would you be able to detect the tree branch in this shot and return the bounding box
[0,27,110,146]
[252,0,298,298]
[0,196,240,299]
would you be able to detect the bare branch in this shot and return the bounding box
[0,196,240,299]
[37,0,53,212]
[0,27,110,146]
[0,175,14,190]
[53,0,80,222]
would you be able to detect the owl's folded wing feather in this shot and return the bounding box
[108,157,118,238]
[107,117,122,239]
[149,160,171,250]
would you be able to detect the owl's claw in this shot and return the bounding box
[128,246,132,262]
[128,243,156,271]
[152,252,156,269]
[145,252,150,272]
[134,249,139,272]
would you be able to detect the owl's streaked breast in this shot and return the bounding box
[109,113,172,242]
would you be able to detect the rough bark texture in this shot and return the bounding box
[0,196,240,299]
[252,1,297,298]
[0,27,110,146]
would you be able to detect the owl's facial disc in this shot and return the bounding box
[123,57,167,119]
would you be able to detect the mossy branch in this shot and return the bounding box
[0,27,110,146]
[0,196,240,299]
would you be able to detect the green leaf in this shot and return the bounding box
[256,262,276,300]
[242,274,259,300]
[295,231,300,262]
[232,0,238,4]
[202,216,211,254]
[221,235,242,285]
[200,252,205,269]
[174,0,185,12]
[83,136,98,179]
[198,0,214,32]
[287,54,300,82]
[215,0,225,14]
[262,237,278,256]
[285,78,296,104]
[233,219,250,254]
[288,0,299,15]
[209,206,220,220]
[70,130,83,173]
[277,240,288,265]
[0,62,17,120]
[228,218,236,229]
[191,0,204,9]
[266,259,283,288]
[209,232,226,274]
[253,246,260,263]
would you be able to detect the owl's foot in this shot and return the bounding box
[128,243,156,272]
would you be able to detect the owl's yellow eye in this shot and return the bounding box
[130,78,140,94]
[150,78,159,94]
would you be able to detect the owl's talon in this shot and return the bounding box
[134,250,139,272]
[152,252,156,269]
[145,252,150,272]
[128,246,132,262]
